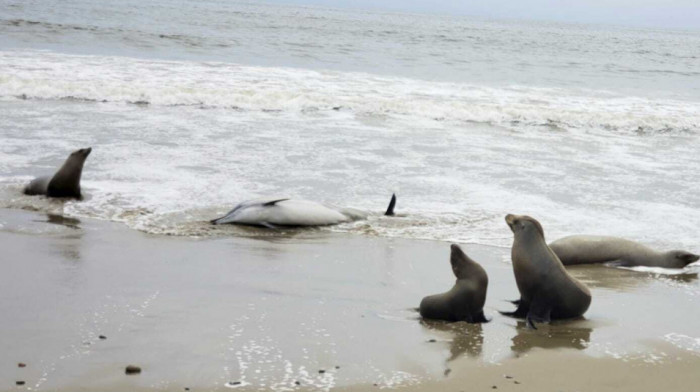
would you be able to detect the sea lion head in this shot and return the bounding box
[71,147,92,161]
[505,214,545,240]
[668,250,700,268]
[450,244,478,279]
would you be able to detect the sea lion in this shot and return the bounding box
[419,244,489,323]
[211,193,396,228]
[501,214,591,328]
[24,147,92,199]
[549,235,699,269]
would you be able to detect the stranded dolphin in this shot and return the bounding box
[211,193,397,228]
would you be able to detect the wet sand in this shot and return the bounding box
[2,208,700,391]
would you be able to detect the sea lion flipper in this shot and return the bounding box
[499,298,529,319]
[473,311,490,323]
[260,222,280,229]
[605,259,631,267]
[525,297,552,329]
[525,314,538,329]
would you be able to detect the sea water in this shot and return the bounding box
[1,0,699,249]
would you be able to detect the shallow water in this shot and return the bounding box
[0,5,699,248]
[1,1,700,250]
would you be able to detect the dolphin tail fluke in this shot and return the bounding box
[384,193,396,216]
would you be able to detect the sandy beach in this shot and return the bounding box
[2,207,700,391]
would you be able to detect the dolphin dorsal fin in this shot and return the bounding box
[385,193,396,216]
[263,198,290,207]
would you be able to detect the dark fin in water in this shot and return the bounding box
[384,193,396,216]
[263,198,290,207]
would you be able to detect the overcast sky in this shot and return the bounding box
[264,0,700,30]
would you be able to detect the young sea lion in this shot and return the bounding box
[419,244,489,323]
[24,147,92,199]
[501,214,591,328]
[549,235,699,269]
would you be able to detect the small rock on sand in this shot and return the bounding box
[16,381,25,386]
[18,363,26,368]
[99,335,107,340]
[125,365,141,375]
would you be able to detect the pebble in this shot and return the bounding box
[125,365,141,375]
[504,375,513,379]
[229,381,241,386]
[492,386,497,389]
[318,369,325,374]
[514,381,521,385]
[99,335,107,340]
[294,381,300,385]
[18,363,26,368]
[428,339,437,343]
[335,366,340,369]
[16,381,25,386]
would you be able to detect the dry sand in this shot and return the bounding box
[1,208,699,391]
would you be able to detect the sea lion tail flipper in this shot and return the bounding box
[384,193,396,216]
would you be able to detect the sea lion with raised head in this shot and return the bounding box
[501,214,591,328]
[211,193,396,228]
[419,244,489,323]
[24,147,92,199]
[549,235,699,269]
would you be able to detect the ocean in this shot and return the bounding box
[1,0,700,249]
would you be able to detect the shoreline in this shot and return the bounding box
[2,207,700,391]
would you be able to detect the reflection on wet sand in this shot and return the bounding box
[568,265,698,291]
[420,319,484,361]
[45,214,83,261]
[45,213,81,229]
[511,320,591,355]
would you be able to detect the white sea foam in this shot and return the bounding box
[0,50,698,135]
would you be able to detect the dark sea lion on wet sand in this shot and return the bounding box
[419,244,489,323]
[549,235,699,269]
[24,147,92,199]
[501,214,591,329]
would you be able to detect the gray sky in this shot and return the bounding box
[264,0,700,30]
